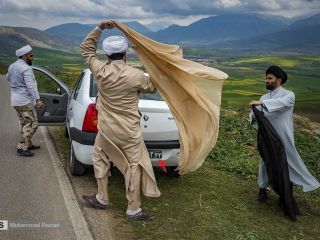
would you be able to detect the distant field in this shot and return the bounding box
[212,54,320,122]
[1,48,319,122]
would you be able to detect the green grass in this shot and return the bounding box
[49,106,320,240]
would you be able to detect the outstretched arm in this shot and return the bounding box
[80,20,115,75]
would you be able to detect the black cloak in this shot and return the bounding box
[253,106,300,221]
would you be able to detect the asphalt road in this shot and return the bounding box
[0,75,91,240]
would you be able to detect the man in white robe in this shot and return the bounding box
[249,66,320,202]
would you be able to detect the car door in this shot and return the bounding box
[32,66,70,126]
[67,71,85,128]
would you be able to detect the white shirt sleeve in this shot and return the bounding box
[261,91,295,113]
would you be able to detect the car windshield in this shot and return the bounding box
[90,74,163,101]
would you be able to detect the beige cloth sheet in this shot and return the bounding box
[114,21,228,175]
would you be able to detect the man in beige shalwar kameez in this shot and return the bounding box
[81,20,160,221]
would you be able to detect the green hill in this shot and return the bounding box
[0,26,77,59]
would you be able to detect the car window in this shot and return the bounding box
[90,74,98,98]
[90,74,163,101]
[139,91,163,101]
[34,70,62,95]
[73,72,84,100]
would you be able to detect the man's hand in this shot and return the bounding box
[36,99,45,108]
[249,100,263,106]
[98,20,115,30]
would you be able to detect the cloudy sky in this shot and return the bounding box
[0,0,319,30]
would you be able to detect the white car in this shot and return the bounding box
[32,66,180,176]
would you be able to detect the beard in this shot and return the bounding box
[26,58,33,66]
[266,84,274,90]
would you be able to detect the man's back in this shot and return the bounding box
[96,60,146,113]
[95,60,155,140]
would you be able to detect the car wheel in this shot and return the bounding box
[64,125,69,138]
[167,166,180,178]
[69,143,86,176]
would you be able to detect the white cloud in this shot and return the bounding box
[0,0,319,29]
[213,0,243,8]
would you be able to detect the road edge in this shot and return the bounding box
[41,126,94,240]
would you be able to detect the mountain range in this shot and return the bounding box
[149,14,288,45]
[1,13,320,56]
[45,21,152,44]
[211,14,320,52]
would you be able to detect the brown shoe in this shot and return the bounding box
[127,210,155,221]
[82,195,108,209]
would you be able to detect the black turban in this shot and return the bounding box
[266,66,288,84]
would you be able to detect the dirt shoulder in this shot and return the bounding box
[47,126,136,240]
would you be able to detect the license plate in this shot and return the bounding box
[148,150,162,159]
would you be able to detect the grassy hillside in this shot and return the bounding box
[49,105,320,240]
[43,50,319,239]
[0,26,76,58]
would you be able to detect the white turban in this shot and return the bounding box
[102,36,128,56]
[16,45,32,57]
